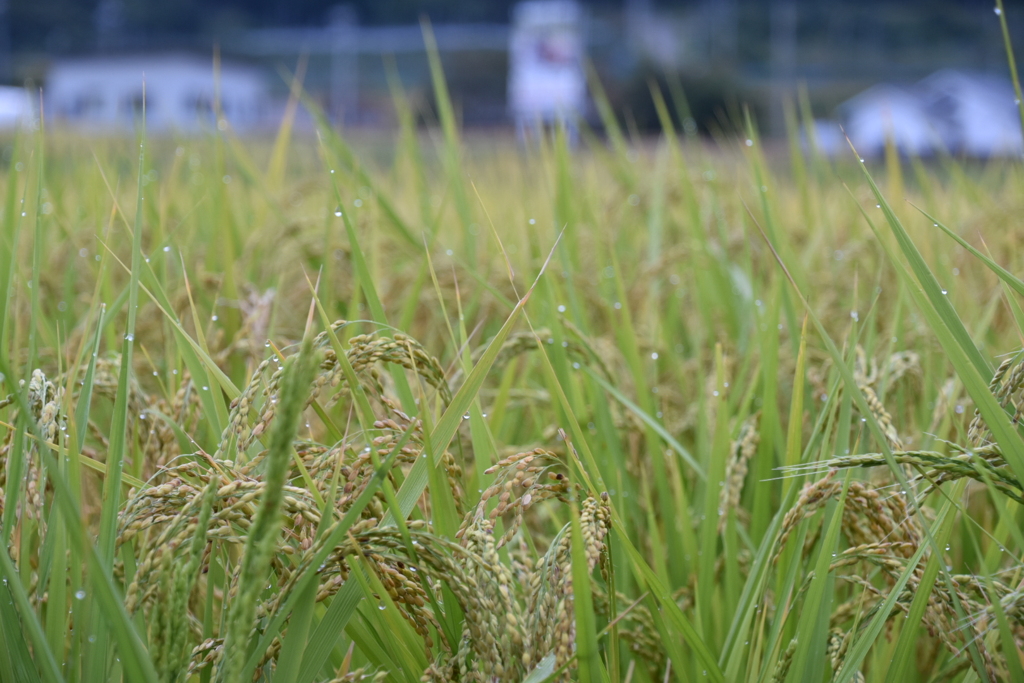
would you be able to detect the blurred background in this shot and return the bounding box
[0,0,1022,156]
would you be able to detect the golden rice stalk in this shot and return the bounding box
[458,447,571,547]
[854,346,903,451]
[218,326,448,461]
[718,414,760,533]
[969,350,1024,446]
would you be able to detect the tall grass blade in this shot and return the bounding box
[219,334,318,683]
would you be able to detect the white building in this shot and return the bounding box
[46,54,270,133]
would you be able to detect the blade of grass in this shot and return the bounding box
[87,119,149,683]
[219,332,319,683]
[854,152,989,379]
[379,272,537,526]
[785,470,852,683]
[915,206,1024,298]
[326,171,417,415]
[0,354,158,683]
[581,367,704,479]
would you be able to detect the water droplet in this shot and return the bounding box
[211,315,218,321]
[353,198,363,208]
[712,390,719,397]
[557,304,566,312]
[995,7,1002,15]
[941,289,948,295]
[875,204,881,208]
[463,413,471,420]
[163,245,170,252]
[745,139,753,147]
[334,208,343,217]
[125,333,134,341]
[613,302,622,310]
[572,362,580,369]
[75,590,86,600]
[202,386,209,391]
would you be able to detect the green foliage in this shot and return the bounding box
[5,53,1024,683]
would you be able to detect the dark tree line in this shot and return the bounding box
[5,0,1014,56]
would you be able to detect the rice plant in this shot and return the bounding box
[5,26,1024,683]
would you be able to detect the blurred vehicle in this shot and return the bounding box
[0,87,35,130]
[835,69,1022,157]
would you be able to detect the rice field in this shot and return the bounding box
[6,37,1024,683]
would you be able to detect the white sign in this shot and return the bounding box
[508,1,585,127]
